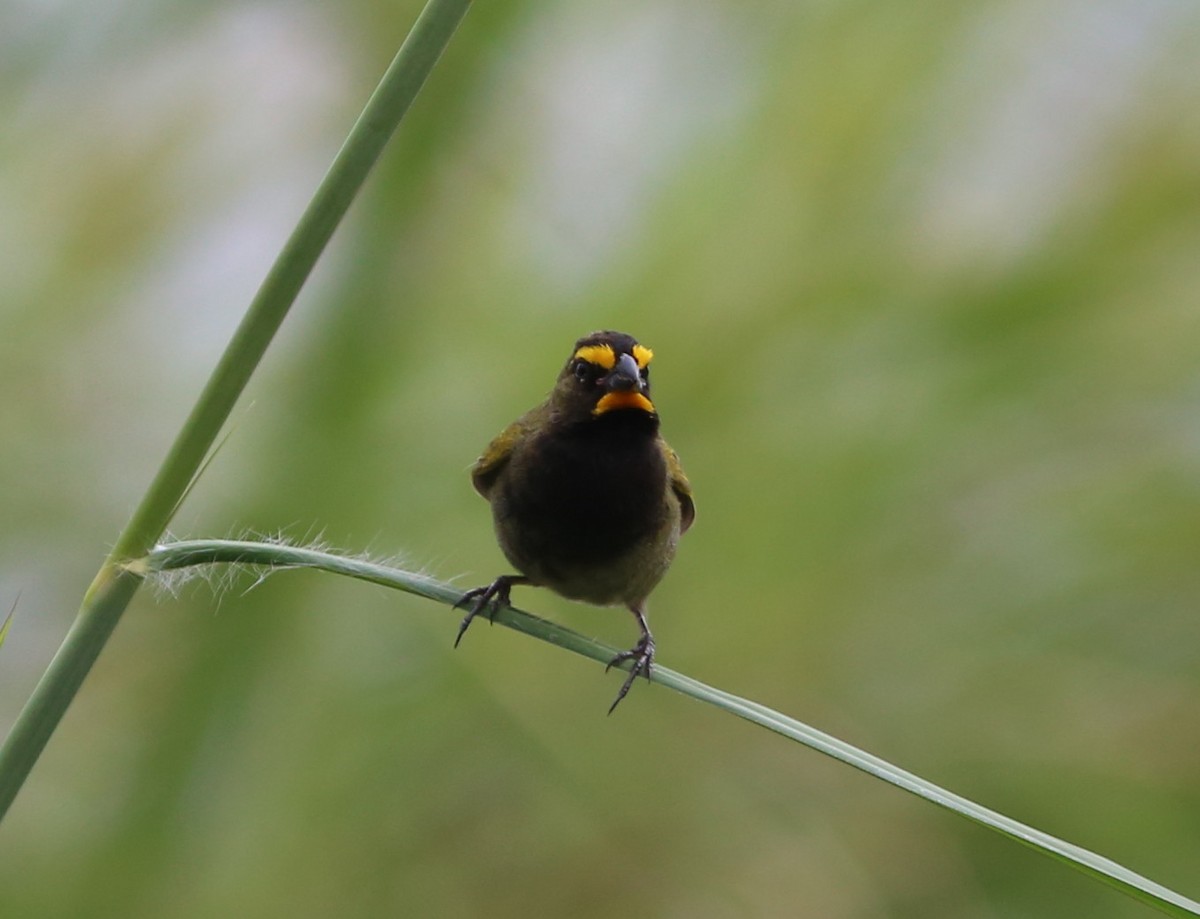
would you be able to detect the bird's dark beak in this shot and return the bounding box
[604,352,644,393]
[593,352,654,415]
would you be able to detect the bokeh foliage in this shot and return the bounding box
[2,1,1198,916]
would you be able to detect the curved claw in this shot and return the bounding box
[606,635,655,714]
[454,575,526,647]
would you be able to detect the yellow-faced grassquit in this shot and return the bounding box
[457,330,694,711]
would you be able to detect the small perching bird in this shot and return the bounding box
[456,330,695,711]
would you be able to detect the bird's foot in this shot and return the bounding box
[605,634,655,714]
[453,575,524,647]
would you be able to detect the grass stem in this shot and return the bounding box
[0,0,474,822]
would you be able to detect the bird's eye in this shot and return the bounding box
[574,361,593,383]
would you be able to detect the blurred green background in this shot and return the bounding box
[2,0,1199,916]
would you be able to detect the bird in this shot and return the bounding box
[456,330,694,712]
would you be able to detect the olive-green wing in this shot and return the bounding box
[662,442,695,534]
[470,404,547,499]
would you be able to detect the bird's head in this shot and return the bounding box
[549,330,657,427]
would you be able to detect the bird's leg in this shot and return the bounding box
[605,604,655,714]
[454,575,529,647]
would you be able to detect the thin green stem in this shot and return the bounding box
[110,0,471,564]
[144,538,1198,918]
[0,0,473,822]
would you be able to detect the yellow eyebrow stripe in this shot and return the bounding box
[574,344,616,369]
[632,344,654,369]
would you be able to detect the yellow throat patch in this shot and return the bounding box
[594,391,655,415]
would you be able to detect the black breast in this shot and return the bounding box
[497,413,667,570]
